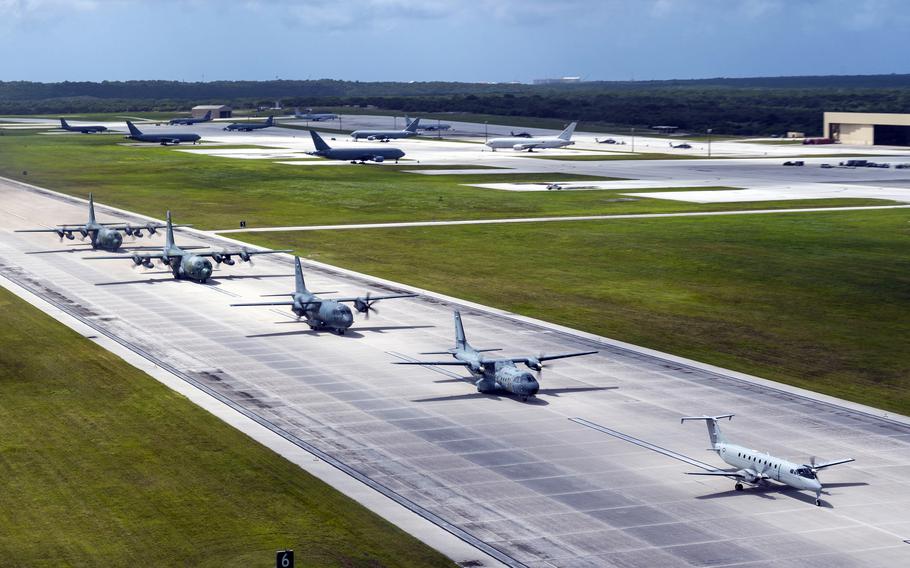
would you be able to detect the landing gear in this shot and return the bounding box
[734,483,744,492]
[815,498,821,506]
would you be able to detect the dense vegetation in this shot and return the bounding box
[4,75,910,135]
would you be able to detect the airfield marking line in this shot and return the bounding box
[212,204,910,233]
[0,267,517,568]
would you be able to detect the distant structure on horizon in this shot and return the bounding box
[533,76,583,85]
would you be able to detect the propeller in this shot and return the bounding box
[146,223,157,236]
[78,228,88,241]
[353,292,379,319]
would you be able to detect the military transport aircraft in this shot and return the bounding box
[307,130,405,163]
[293,108,338,121]
[168,110,212,125]
[407,117,450,131]
[15,193,177,252]
[681,414,854,506]
[125,121,201,145]
[224,116,274,131]
[59,118,108,133]
[394,310,597,401]
[231,256,416,334]
[485,122,577,152]
[351,118,420,141]
[86,211,289,283]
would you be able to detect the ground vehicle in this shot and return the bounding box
[820,163,833,169]
[839,160,868,167]
[782,161,805,166]
[803,137,835,145]
[895,163,910,169]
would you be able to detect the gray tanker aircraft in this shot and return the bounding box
[351,117,420,141]
[394,311,597,401]
[15,193,178,252]
[86,211,288,283]
[308,130,404,163]
[486,122,577,151]
[224,116,274,131]
[293,108,338,121]
[168,110,212,125]
[59,118,108,133]
[407,117,450,131]
[125,121,200,145]
[682,414,854,506]
[231,256,416,334]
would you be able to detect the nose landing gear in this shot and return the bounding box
[734,483,744,492]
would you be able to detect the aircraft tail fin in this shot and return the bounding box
[558,122,578,141]
[60,118,69,129]
[203,110,212,121]
[309,130,331,152]
[453,310,469,350]
[165,210,175,249]
[126,120,142,136]
[294,256,309,294]
[681,414,734,447]
[405,117,420,132]
[88,193,96,225]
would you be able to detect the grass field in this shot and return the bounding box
[0,286,454,567]
[0,132,896,232]
[237,209,910,415]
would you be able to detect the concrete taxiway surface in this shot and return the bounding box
[3,180,910,567]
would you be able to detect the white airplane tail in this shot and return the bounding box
[558,122,577,141]
[681,414,734,447]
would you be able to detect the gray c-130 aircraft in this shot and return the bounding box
[231,256,417,334]
[395,310,598,401]
[15,193,180,252]
[86,211,289,283]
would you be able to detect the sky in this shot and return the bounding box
[1,0,909,83]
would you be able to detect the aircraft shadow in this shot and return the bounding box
[96,273,290,286]
[694,482,861,508]
[413,392,551,405]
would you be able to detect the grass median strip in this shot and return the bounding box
[0,287,454,567]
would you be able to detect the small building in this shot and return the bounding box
[824,112,910,146]
[192,105,232,119]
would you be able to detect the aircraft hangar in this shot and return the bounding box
[824,111,910,145]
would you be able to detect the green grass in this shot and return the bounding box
[0,287,454,567]
[237,209,910,416]
[1,132,895,232]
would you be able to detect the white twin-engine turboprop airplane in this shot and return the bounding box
[682,414,854,506]
[485,122,577,152]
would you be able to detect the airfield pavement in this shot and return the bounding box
[3,176,910,568]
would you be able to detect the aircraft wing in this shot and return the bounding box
[98,222,191,229]
[502,350,598,365]
[193,248,292,259]
[230,301,296,307]
[813,458,855,469]
[332,293,418,303]
[393,361,471,367]
[513,142,544,151]
[85,252,171,260]
[15,228,79,233]
[685,470,747,479]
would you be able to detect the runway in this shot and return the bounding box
[3,179,910,568]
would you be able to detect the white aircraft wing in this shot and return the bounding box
[812,458,855,469]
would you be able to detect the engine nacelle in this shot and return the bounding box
[353,298,368,313]
[124,225,134,236]
[79,227,89,238]
[513,144,531,151]
[65,231,75,240]
[146,224,157,235]
[525,357,542,371]
[223,257,235,266]
[239,251,251,263]
[372,155,384,163]
[131,254,143,266]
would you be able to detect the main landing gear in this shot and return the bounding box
[734,483,744,492]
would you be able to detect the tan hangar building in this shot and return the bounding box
[824,112,910,146]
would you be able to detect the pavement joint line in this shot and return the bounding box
[0,267,521,568]
[211,204,910,233]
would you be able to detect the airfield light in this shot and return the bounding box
[707,128,713,157]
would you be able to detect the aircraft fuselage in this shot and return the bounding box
[715,442,822,494]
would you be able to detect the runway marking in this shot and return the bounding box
[213,204,910,233]
[570,417,720,472]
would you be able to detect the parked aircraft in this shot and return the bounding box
[351,118,420,141]
[86,211,289,283]
[294,108,338,121]
[394,311,597,401]
[669,142,692,149]
[224,116,274,132]
[231,256,416,334]
[168,110,212,125]
[407,117,450,131]
[59,118,107,134]
[125,121,200,145]
[510,131,533,138]
[682,415,854,506]
[307,130,404,163]
[15,193,178,251]
[486,122,577,152]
